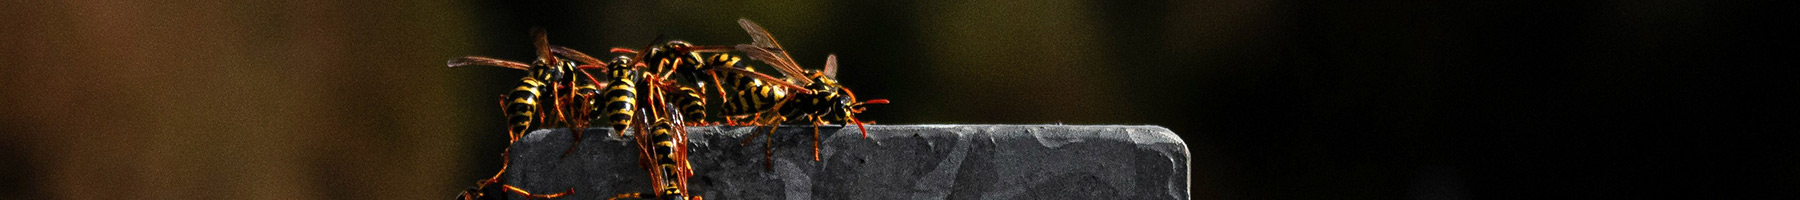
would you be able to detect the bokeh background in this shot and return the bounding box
[2,0,1792,199]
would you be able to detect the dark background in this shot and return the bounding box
[2,0,1793,199]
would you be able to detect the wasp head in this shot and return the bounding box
[826,85,888,138]
[529,58,575,82]
[598,56,637,80]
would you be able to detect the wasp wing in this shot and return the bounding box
[735,44,814,85]
[712,66,812,93]
[550,45,607,71]
[447,56,531,70]
[823,54,838,79]
[736,18,815,85]
[738,18,783,50]
[530,27,558,65]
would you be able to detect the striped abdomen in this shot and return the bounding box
[649,122,679,179]
[715,57,787,116]
[660,184,686,200]
[505,78,549,138]
[601,68,639,132]
[672,86,706,122]
[720,74,787,115]
[574,76,603,121]
[647,122,687,199]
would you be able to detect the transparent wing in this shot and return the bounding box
[735,44,814,85]
[712,66,811,93]
[550,45,607,71]
[447,56,531,70]
[823,54,838,79]
[738,18,782,49]
[531,27,558,65]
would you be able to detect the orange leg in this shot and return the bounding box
[812,122,821,161]
[706,71,732,105]
[756,115,787,170]
[496,95,511,118]
[763,128,773,170]
[562,102,587,158]
[604,193,646,200]
[480,149,511,186]
[563,132,583,156]
[812,115,827,161]
[738,113,766,145]
[501,184,573,199]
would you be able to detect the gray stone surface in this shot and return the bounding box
[502,125,1189,200]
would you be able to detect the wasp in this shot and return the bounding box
[545,45,643,138]
[607,107,703,200]
[549,44,707,200]
[614,66,707,200]
[449,28,602,199]
[606,35,811,126]
[724,19,890,162]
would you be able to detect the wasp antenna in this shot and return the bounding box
[840,87,861,102]
[609,48,640,54]
[578,64,607,70]
[849,117,870,138]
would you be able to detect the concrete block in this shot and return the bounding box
[497,125,1190,200]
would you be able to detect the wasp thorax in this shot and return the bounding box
[532,64,569,82]
[665,40,692,48]
[818,77,840,87]
[608,56,633,69]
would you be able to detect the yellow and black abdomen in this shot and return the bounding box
[505,78,549,138]
[601,68,640,132]
[719,68,787,116]
[646,121,688,199]
[573,75,604,121]
[648,122,679,176]
[672,87,706,122]
[708,54,786,116]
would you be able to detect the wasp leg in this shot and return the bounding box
[562,93,595,158]
[501,184,574,199]
[477,147,514,194]
[604,193,648,200]
[764,126,773,171]
[737,113,765,145]
[812,115,826,161]
[456,186,484,200]
[563,126,583,158]
[706,70,733,107]
[756,114,787,170]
